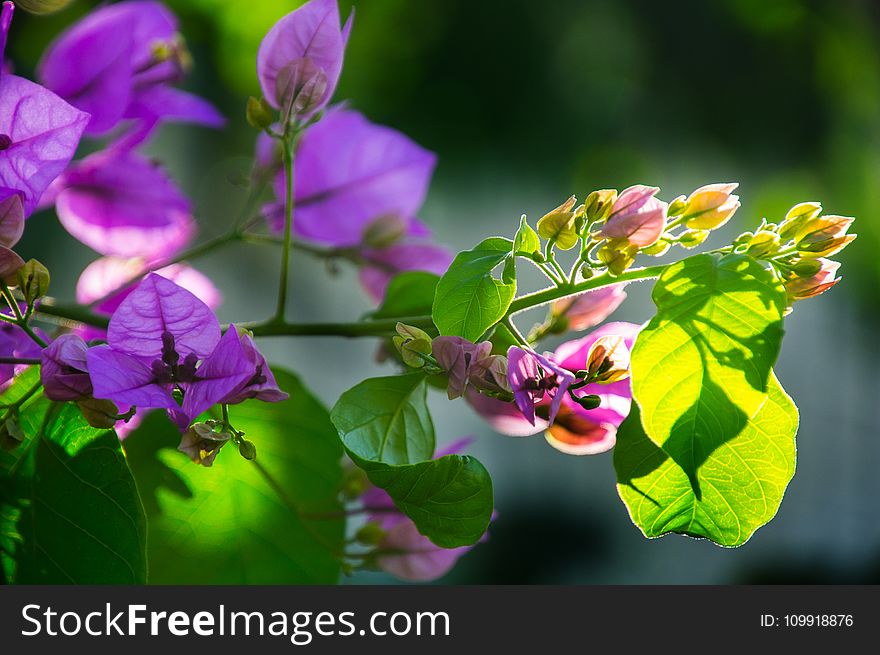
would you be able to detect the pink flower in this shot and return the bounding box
[552,284,627,331]
[600,184,667,247]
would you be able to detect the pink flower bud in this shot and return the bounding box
[552,284,627,331]
[682,183,740,230]
[599,184,667,247]
[785,258,841,301]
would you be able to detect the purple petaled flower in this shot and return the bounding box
[86,275,282,430]
[0,322,43,390]
[0,193,24,280]
[360,437,492,582]
[257,0,353,120]
[38,0,223,137]
[552,284,627,332]
[506,347,574,426]
[50,147,195,259]
[0,6,89,216]
[40,333,93,401]
[269,108,436,246]
[75,256,221,342]
[600,184,667,247]
[358,241,453,303]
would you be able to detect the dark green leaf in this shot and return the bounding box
[432,237,517,341]
[126,368,344,584]
[330,375,493,548]
[1,372,146,583]
[615,375,797,546]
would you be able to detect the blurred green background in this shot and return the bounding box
[9,0,880,583]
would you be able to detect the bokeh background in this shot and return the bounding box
[9,0,880,583]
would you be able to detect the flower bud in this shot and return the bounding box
[778,201,822,241]
[784,258,840,302]
[178,423,231,467]
[513,215,541,256]
[0,194,25,248]
[678,229,710,249]
[16,259,50,304]
[246,96,275,130]
[362,214,407,248]
[392,322,433,368]
[238,439,257,460]
[76,398,119,429]
[536,196,579,249]
[276,57,329,125]
[667,195,688,217]
[641,240,671,256]
[790,259,822,277]
[341,466,370,500]
[355,522,386,546]
[797,234,856,259]
[552,284,627,332]
[794,215,856,258]
[584,334,631,383]
[41,333,92,401]
[583,189,618,222]
[597,239,638,276]
[600,185,667,247]
[432,336,494,399]
[681,183,740,230]
[0,246,25,285]
[572,394,602,410]
[746,230,781,258]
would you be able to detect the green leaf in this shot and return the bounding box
[632,253,787,450]
[615,375,797,546]
[371,271,440,321]
[513,215,541,256]
[330,374,493,548]
[331,374,434,466]
[432,237,517,341]
[1,373,147,583]
[126,368,344,584]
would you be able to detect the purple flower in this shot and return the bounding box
[272,108,436,246]
[38,1,223,137]
[75,257,221,342]
[51,148,195,259]
[40,333,92,401]
[0,322,42,390]
[432,336,507,400]
[86,274,282,430]
[506,347,574,426]
[600,184,667,247]
[257,0,353,119]
[0,9,89,217]
[0,193,24,280]
[360,437,492,582]
[358,241,453,303]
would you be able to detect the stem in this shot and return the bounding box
[502,316,528,345]
[0,357,40,365]
[242,315,435,338]
[274,136,296,321]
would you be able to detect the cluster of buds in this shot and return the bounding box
[527,182,743,280]
[732,202,855,306]
[178,420,258,467]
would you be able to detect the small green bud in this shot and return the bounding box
[791,259,823,277]
[583,189,618,222]
[536,196,579,249]
[238,439,257,460]
[573,394,602,410]
[597,239,637,277]
[246,96,275,130]
[341,467,370,500]
[778,201,822,241]
[678,229,710,249]
[392,322,433,368]
[16,259,50,304]
[746,230,781,258]
[355,523,386,546]
[667,195,688,217]
[513,215,541,256]
[642,240,671,256]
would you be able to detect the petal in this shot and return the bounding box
[107,273,220,359]
[0,75,89,215]
[290,109,436,245]
[181,328,254,424]
[256,0,348,111]
[125,86,226,129]
[54,149,195,259]
[0,192,24,247]
[377,520,471,582]
[465,389,546,437]
[0,244,23,281]
[0,2,12,74]
[554,321,642,372]
[37,1,177,135]
[87,345,178,410]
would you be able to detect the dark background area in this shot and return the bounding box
[8,0,880,583]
